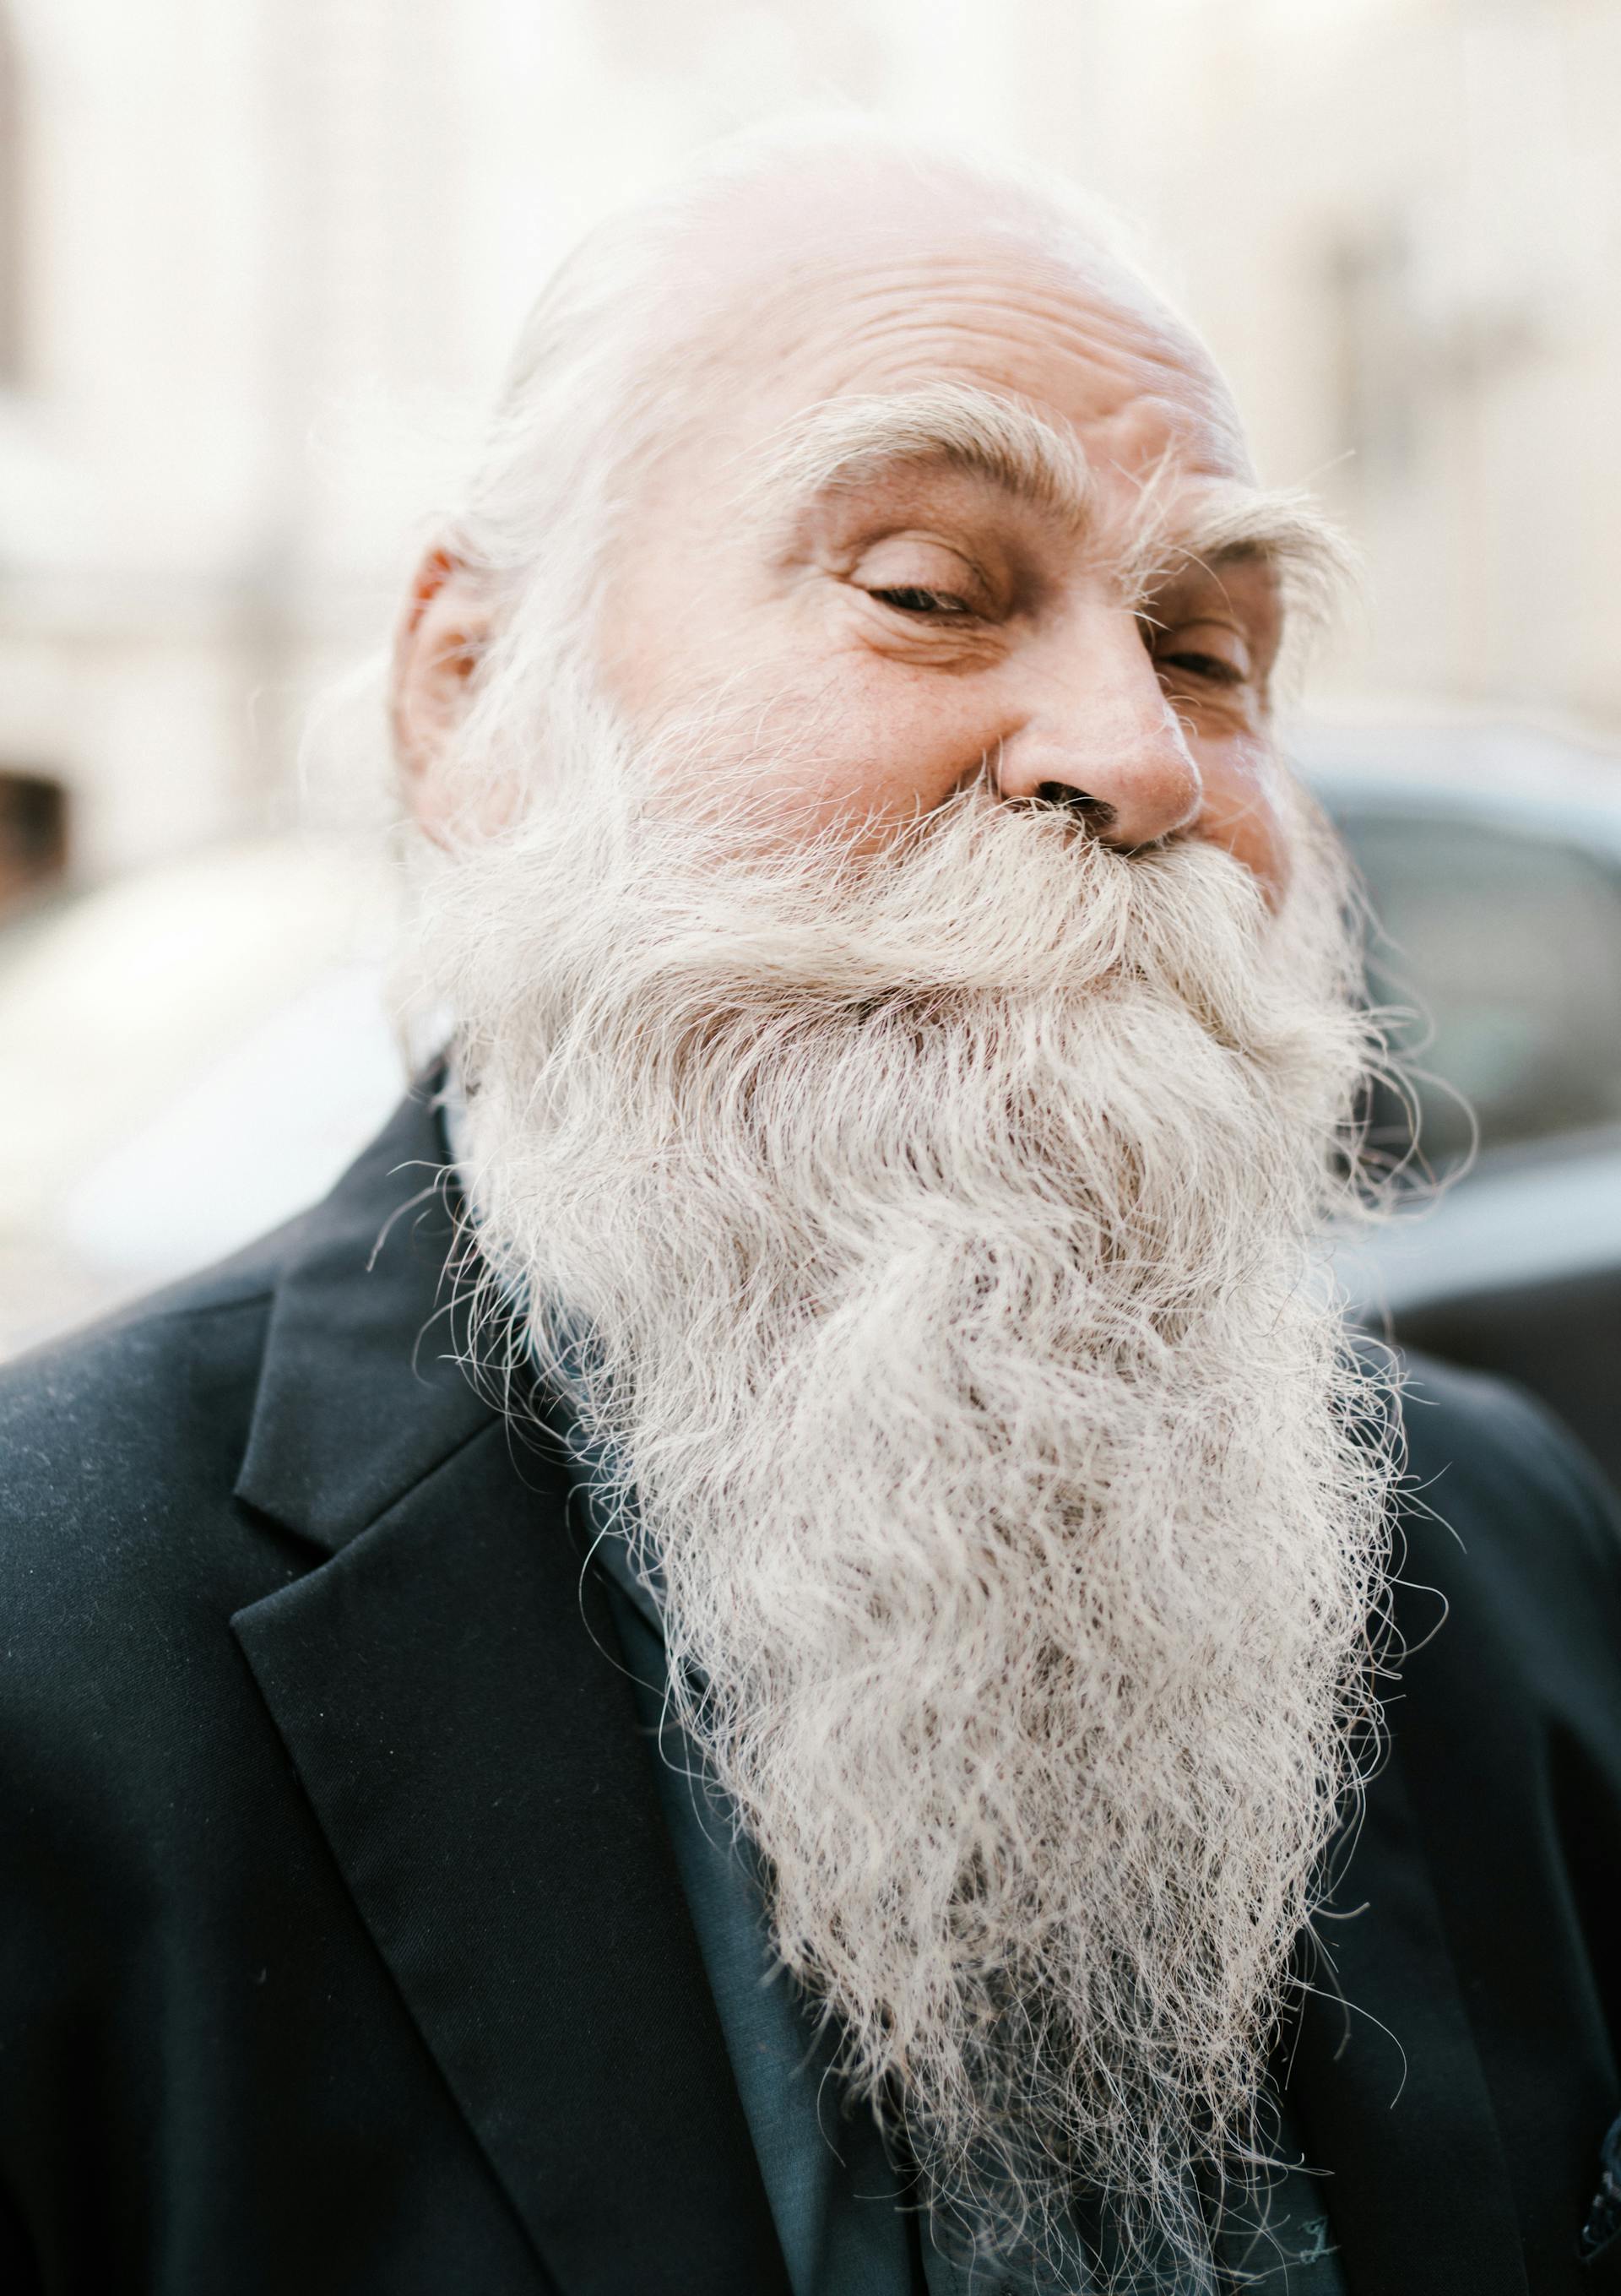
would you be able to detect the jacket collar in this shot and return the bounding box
[230,1080,790,2296]
[233,1073,491,1549]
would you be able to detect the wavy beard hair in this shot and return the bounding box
[420,666,1398,2290]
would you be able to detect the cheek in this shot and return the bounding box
[661,654,1001,842]
[1194,736,1293,904]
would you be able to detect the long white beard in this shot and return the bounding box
[422,680,1397,2288]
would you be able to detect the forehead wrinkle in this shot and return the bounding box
[711,245,1192,389]
[734,383,1096,542]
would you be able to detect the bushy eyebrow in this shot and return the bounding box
[1121,466,1357,632]
[736,380,1354,627]
[737,382,1094,535]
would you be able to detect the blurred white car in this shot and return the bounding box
[1302,719,1621,1485]
[0,837,409,1354]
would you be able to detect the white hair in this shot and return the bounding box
[423,666,1401,2291]
[398,136,1392,2284]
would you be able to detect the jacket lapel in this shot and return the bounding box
[1286,1738,1531,2296]
[230,1083,789,2296]
[225,1084,1547,2296]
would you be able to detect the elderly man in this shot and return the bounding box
[2,121,1618,2296]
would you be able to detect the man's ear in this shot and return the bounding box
[391,540,494,844]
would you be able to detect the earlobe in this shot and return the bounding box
[391,540,494,844]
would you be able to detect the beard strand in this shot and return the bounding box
[423,683,1398,2289]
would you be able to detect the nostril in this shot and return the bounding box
[1030,783,1116,828]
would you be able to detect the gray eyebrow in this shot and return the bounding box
[735,381,1354,629]
[735,382,1096,536]
[1141,480,1359,632]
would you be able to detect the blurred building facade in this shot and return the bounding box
[3,0,1620,910]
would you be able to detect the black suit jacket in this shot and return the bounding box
[1,1080,1618,2295]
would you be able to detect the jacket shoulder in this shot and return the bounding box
[0,1222,302,1621]
[1396,1349,1621,1580]
[1387,1349,1621,1718]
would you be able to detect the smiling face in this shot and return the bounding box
[580,166,1326,895]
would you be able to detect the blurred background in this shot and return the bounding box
[3,0,1619,1463]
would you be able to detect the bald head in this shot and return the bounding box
[397,118,1347,892]
[577,123,1230,443]
[480,118,1245,567]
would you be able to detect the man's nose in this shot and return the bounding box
[992,608,1203,849]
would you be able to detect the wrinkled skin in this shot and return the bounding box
[398,150,1295,893]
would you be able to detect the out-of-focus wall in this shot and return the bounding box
[4,0,1620,898]
[1066,0,1621,735]
[0,0,471,882]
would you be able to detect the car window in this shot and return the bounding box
[1333,806,1621,1169]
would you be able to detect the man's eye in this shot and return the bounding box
[1156,650,1243,686]
[865,585,973,618]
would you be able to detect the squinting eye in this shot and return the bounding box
[866,585,973,618]
[1157,650,1244,686]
